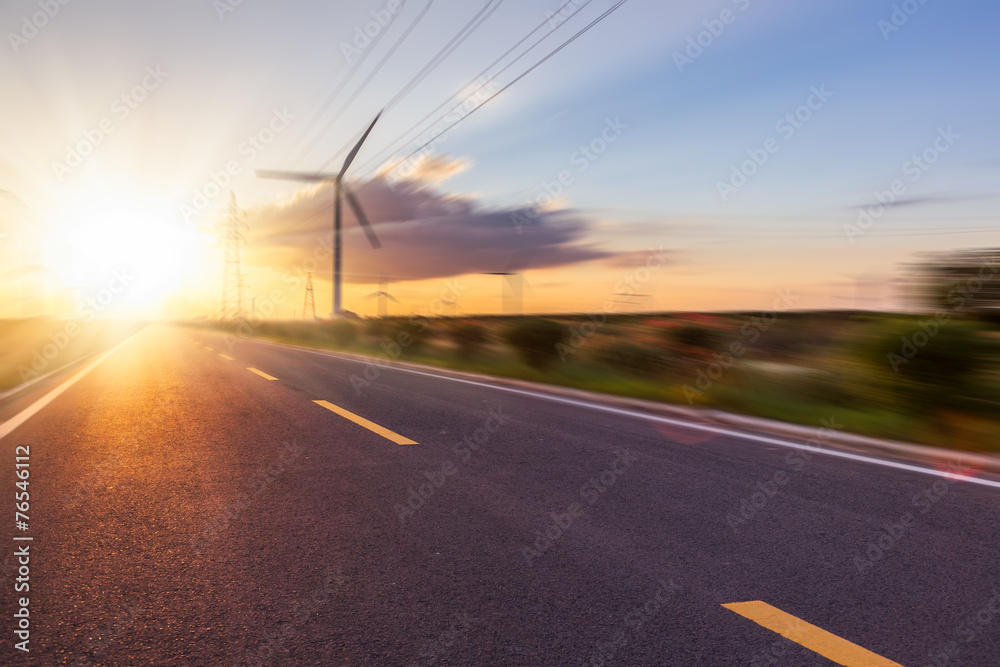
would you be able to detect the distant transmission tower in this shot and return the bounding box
[220,192,248,321]
[303,272,317,321]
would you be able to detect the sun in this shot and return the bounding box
[51,190,213,318]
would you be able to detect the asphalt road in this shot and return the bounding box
[2,324,999,665]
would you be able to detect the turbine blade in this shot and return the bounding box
[386,294,400,303]
[344,185,381,249]
[255,169,337,182]
[338,111,383,181]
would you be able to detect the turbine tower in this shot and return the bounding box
[257,112,383,318]
[220,192,247,322]
[483,249,536,316]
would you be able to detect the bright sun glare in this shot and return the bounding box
[52,190,212,318]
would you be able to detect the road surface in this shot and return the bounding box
[2,324,998,665]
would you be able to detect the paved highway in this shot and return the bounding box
[2,324,999,665]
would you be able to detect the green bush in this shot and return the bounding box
[378,318,430,355]
[856,318,998,414]
[669,324,722,356]
[593,342,669,379]
[502,319,568,369]
[325,320,357,347]
[365,318,393,338]
[450,321,490,358]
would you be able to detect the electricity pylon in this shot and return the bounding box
[220,192,248,322]
[304,272,317,320]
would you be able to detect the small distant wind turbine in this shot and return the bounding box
[612,291,651,312]
[256,111,384,318]
[365,276,399,317]
[483,249,536,315]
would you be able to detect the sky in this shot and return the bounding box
[0,0,997,319]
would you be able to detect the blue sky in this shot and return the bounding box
[1,0,997,317]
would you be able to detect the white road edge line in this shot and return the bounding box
[0,333,138,442]
[235,337,1000,490]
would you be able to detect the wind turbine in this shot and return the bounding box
[256,112,383,318]
[365,275,399,317]
[483,249,536,316]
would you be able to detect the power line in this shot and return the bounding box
[356,0,599,175]
[391,0,630,173]
[284,0,437,169]
[315,0,506,173]
[275,0,423,168]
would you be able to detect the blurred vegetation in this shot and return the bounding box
[501,318,568,369]
[183,306,999,453]
[174,246,1000,453]
[448,321,489,359]
[0,318,145,393]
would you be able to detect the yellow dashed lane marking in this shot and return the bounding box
[313,400,417,445]
[247,367,278,381]
[219,354,233,361]
[205,346,214,351]
[722,601,904,666]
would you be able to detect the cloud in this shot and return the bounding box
[848,192,989,210]
[376,153,472,188]
[601,249,677,269]
[242,160,614,284]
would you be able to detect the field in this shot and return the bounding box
[0,318,146,393]
[188,309,1000,453]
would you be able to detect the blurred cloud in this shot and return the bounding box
[602,249,677,269]
[848,193,989,211]
[242,156,614,283]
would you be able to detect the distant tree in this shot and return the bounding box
[502,319,568,369]
[901,248,1000,322]
[325,320,357,346]
[449,321,489,359]
[856,319,997,416]
[593,342,670,379]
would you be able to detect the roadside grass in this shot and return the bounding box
[0,318,145,394]
[185,313,1000,454]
